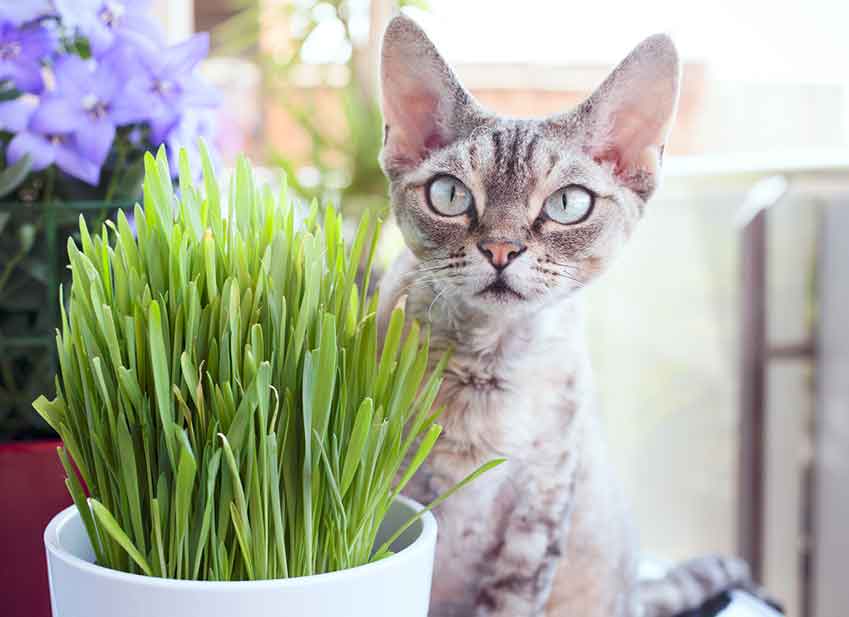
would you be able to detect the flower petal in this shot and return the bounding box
[92,62,120,102]
[7,61,44,93]
[0,1,54,26]
[31,97,84,134]
[118,12,164,48]
[18,23,55,57]
[162,33,209,75]
[149,113,179,145]
[180,76,220,108]
[75,118,115,166]
[99,40,148,85]
[55,138,101,185]
[53,0,100,31]
[0,98,37,133]
[109,96,149,126]
[7,132,55,170]
[87,25,116,56]
[52,55,93,97]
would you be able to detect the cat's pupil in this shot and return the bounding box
[450,184,456,202]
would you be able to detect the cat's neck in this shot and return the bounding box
[405,282,587,360]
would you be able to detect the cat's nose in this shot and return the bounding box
[477,240,526,270]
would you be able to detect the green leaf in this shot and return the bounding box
[391,423,441,499]
[90,499,153,576]
[174,429,198,576]
[340,398,373,495]
[32,395,65,434]
[373,458,508,561]
[116,413,146,556]
[148,300,176,468]
[0,154,31,198]
[57,447,105,566]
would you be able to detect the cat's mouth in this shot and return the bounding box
[477,278,524,301]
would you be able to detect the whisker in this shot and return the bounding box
[397,273,467,296]
[545,259,580,272]
[403,258,469,277]
[427,286,457,322]
[402,264,455,278]
[416,255,465,267]
[553,272,584,285]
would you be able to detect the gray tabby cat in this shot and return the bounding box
[376,15,752,617]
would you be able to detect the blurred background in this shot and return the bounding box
[159,1,849,615]
[7,1,849,615]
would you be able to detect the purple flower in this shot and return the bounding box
[0,21,54,93]
[2,97,100,184]
[158,107,217,178]
[0,96,37,131]
[0,1,55,26]
[54,0,162,56]
[29,54,142,169]
[125,33,218,133]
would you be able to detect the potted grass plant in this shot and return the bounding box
[35,146,499,617]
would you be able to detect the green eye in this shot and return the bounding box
[543,185,594,224]
[427,175,473,216]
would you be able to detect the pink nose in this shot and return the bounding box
[477,240,526,270]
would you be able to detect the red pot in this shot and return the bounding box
[0,439,71,617]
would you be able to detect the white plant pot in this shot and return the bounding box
[45,496,437,617]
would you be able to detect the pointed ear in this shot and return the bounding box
[575,34,681,199]
[379,15,481,176]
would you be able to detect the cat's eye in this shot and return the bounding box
[426,175,474,217]
[542,185,594,225]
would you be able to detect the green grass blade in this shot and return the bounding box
[372,458,508,561]
[90,499,153,576]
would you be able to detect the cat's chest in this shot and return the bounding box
[433,348,585,459]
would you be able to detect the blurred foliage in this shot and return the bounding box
[210,0,427,219]
[0,130,143,441]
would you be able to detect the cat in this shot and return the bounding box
[375,14,755,617]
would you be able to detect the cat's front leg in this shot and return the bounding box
[474,480,574,617]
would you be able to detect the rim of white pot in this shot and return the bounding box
[44,494,436,589]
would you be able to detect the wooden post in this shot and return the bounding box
[739,209,767,583]
[811,201,849,617]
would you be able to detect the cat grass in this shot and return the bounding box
[34,144,501,580]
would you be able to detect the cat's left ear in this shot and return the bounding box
[379,15,482,177]
[572,34,681,199]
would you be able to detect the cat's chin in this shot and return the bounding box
[475,279,526,306]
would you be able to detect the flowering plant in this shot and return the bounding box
[0,2,218,441]
[0,0,217,198]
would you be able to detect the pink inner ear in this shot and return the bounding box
[589,106,666,176]
[384,79,454,166]
[424,132,448,151]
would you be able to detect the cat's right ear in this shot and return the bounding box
[379,15,479,177]
[569,34,681,200]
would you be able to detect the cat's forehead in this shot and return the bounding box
[433,115,590,200]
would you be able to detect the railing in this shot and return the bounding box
[664,150,849,617]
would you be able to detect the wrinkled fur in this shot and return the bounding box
[377,15,751,617]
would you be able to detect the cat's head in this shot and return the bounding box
[379,16,680,317]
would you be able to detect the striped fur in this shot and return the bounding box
[378,15,752,617]
[639,556,756,616]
